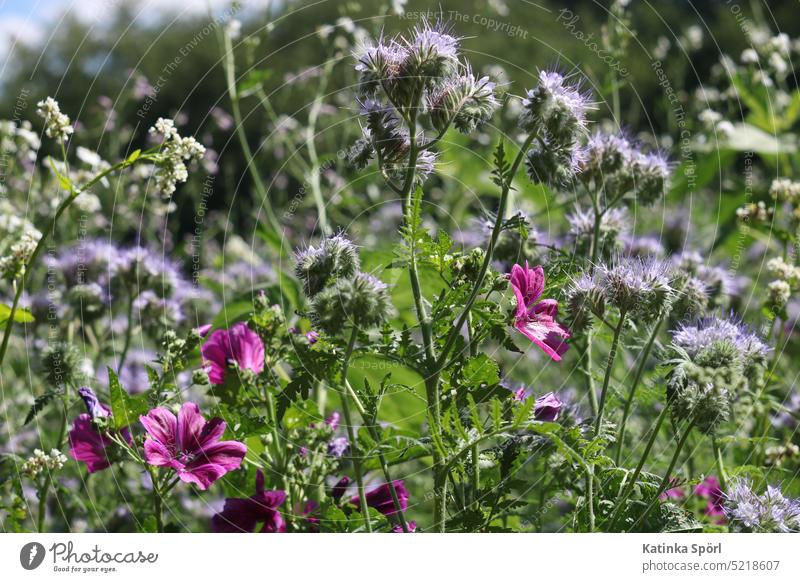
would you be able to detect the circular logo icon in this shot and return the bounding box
[20,542,46,570]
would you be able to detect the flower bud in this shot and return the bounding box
[295,234,360,298]
[310,272,394,333]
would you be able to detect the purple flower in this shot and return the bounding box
[509,262,571,361]
[211,470,286,533]
[140,402,247,490]
[332,476,350,502]
[327,437,349,458]
[69,387,130,473]
[659,478,685,501]
[695,476,725,520]
[306,330,320,344]
[196,324,213,337]
[392,520,417,533]
[534,392,563,422]
[325,411,340,431]
[352,480,409,516]
[201,322,265,384]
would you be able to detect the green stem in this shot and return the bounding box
[615,318,663,465]
[222,31,283,244]
[581,333,599,417]
[628,418,697,532]
[37,398,68,532]
[712,437,728,492]
[594,310,627,435]
[436,134,536,370]
[148,467,164,533]
[339,328,372,532]
[607,401,672,530]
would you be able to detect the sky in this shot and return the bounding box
[0,0,272,65]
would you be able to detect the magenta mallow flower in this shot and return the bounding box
[68,387,131,474]
[200,322,265,384]
[332,476,350,502]
[211,470,286,533]
[534,392,562,422]
[505,385,562,422]
[659,478,686,501]
[509,261,571,361]
[695,476,725,520]
[392,520,417,533]
[352,480,409,516]
[140,402,246,490]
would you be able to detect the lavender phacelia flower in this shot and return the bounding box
[724,478,800,533]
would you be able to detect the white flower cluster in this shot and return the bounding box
[765,257,800,309]
[698,108,734,140]
[770,178,800,204]
[0,227,42,280]
[21,448,68,478]
[36,97,74,142]
[149,118,206,196]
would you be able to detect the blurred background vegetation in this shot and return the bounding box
[2,0,797,239]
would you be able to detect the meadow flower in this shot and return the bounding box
[21,448,67,478]
[148,117,206,196]
[427,71,499,134]
[534,392,563,421]
[36,97,73,141]
[519,70,592,142]
[327,437,349,458]
[599,257,673,319]
[310,271,394,333]
[392,520,417,532]
[724,479,800,533]
[331,476,351,502]
[294,233,360,297]
[211,470,286,533]
[69,387,131,474]
[672,316,769,366]
[695,476,725,520]
[325,411,340,430]
[508,262,570,361]
[201,322,265,384]
[353,480,409,516]
[139,402,247,490]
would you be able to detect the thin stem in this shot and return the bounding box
[581,332,599,417]
[222,31,283,243]
[712,437,728,492]
[594,310,627,435]
[37,398,68,532]
[607,401,672,530]
[305,59,333,236]
[628,418,697,532]
[615,318,663,464]
[339,328,372,532]
[148,467,164,533]
[436,134,537,371]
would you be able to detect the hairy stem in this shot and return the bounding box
[594,310,627,435]
[339,328,372,532]
[615,318,663,465]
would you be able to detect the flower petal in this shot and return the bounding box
[139,407,177,452]
[177,402,207,453]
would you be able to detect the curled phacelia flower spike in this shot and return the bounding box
[667,316,769,433]
[36,97,74,142]
[599,257,674,319]
[566,272,605,332]
[724,478,800,533]
[311,271,394,333]
[525,138,585,188]
[579,131,632,182]
[631,151,670,206]
[148,117,206,196]
[670,275,709,321]
[519,70,591,143]
[295,233,360,298]
[403,22,460,86]
[42,342,86,389]
[567,206,629,259]
[428,71,499,134]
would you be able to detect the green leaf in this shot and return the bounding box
[126,149,142,163]
[462,354,500,388]
[24,390,60,425]
[0,304,35,325]
[108,367,150,429]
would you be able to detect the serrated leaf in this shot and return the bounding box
[462,354,500,388]
[24,390,60,425]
